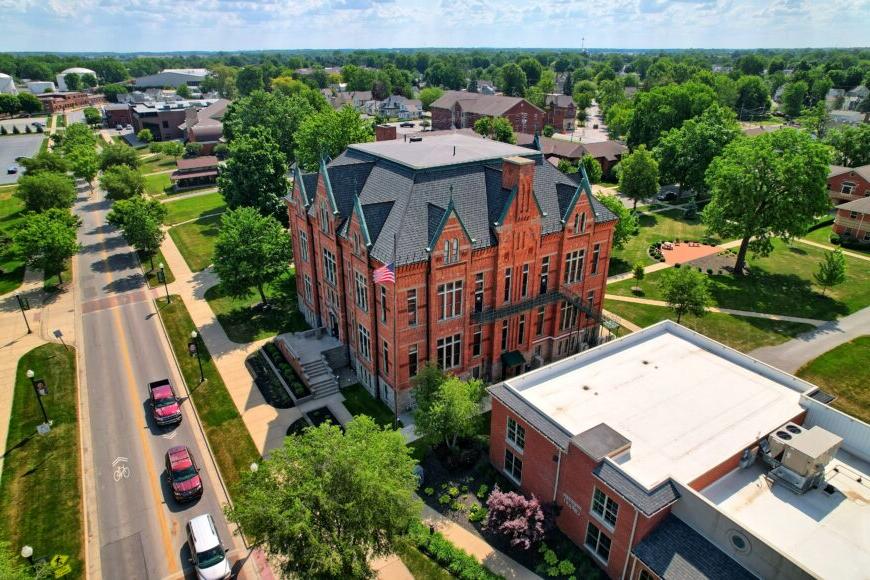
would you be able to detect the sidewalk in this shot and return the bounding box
[159,187,219,204]
[602,308,642,332]
[604,294,828,326]
[0,267,78,481]
[796,238,870,262]
[606,238,744,285]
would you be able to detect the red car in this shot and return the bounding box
[165,446,203,502]
[149,379,182,426]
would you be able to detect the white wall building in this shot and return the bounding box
[0,73,18,95]
[56,67,96,92]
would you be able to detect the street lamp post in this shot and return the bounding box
[188,331,204,384]
[25,369,50,427]
[20,545,33,566]
[158,262,170,303]
[15,294,32,334]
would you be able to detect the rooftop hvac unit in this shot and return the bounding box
[781,426,843,478]
[767,422,804,459]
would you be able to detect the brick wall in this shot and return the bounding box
[828,171,869,205]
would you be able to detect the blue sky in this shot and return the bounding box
[0,0,867,52]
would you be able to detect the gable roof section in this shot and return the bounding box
[361,201,394,243]
[431,90,544,115]
[592,461,680,517]
[427,195,475,250]
[837,196,870,213]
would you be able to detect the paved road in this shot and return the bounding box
[66,109,85,125]
[750,306,870,374]
[0,134,45,184]
[73,182,246,579]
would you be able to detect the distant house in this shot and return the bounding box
[742,125,784,137]
[580,140,629,177]
[170,156,220,191]
[833,196,870,245]
[772,85,785,104]
[333,91,373,112]
[379,95,423,120]
[133,69,210,89]
[544,93,577,132]
[844,85,869,111]
[36,91,93,113]
[829,109,865,126]
[131,98,220,141]
[828,164,870,206]
[825,88,846,110]
[711,64,732,73]
[104,103,133,127]
[179,99,229,154]
[516,134,628,177]
[0,73,17,95]
[430,90,545,134]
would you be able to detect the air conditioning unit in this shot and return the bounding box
[767,422,804,458]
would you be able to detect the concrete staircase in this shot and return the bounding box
[300,357,340,398]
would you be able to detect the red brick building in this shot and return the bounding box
[104,103,133,127]
[36,91,90,113]
[287,133,617,410]
[833,196,870,244]
[828,164,869,206]
[544,94,577,132]
[430,91,545,135]
[488,321,863,580]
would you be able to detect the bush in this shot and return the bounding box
[476,484,489,499]
[12,125,20,134]
[25,124,32,133]
[424,487,435,496]
[438,494,451,506]
[409,522,502,580]
[0,125,7,135]
[830,234,841,245]
[706,268,713,274]
[674,263,681,268]
[484,486,551,550]
[468,504,487,522]
[149,141,164,154]
[448,486,460,498]
[36,124,43,133]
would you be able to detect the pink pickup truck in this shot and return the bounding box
[149,379,182,426]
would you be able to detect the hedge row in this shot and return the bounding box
[408,522,503,580]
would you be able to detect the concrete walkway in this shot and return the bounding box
[796,238,870,262]
[604,294,828,326]
[750,306,870,373]
[0,267,78,481]
[159,187,219,204]
[603,308,642,332]
[606,238,744,285]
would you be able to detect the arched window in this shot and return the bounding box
[443,240,450,263]
[451,239,459,262]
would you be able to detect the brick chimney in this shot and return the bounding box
[502,156,537,219]
[375,124,397,142]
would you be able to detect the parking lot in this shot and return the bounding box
[0,116,49,134]
[0,134,45,184]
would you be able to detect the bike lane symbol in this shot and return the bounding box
[112,456,130,482]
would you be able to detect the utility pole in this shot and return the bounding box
[15,294,32,334]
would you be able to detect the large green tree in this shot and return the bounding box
[659,267,711,323]
[617,145,659,209]
[735,75,770,119]
[100,165,145,200]
[225,417,419,579]
[473,116,516,144]
[213,207,293,305]
[218,127,288,221]
[517,57,543,86]
[703,128,831,275]
[101,83,128,103]
[17,92,42,114]
[627,82,717,148]
[294,106,373,172]
[654,104,741,197]
[16,172,76,212]
[418,87,444,111]
[64,72,81,91]
[813,249,847,296]
[236,65,264,96]
[99,143,140,170]
[67,145,99,191]
[60,123,97,154]
[825,124,870,167]
[19,151,69,175]
[106,197,167,270]
[596,194,639,250]
[414,375,485,450]
[499,63,527,97]
[14,209,80,285]
[781,81,808,118]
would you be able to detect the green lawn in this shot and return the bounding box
[156,296,260,493]
[168,214,221,272]
[163,192,226,226]
[0,186,27,294]
[144,172,172,196]
[139,249,175,288]
[797,336,870,424]
[603,299,816,352]
[139,154,177,174]
[609,208,720,276]
[0,344,82,577]
[803,224,870,255]
[609,240,870,320]
[396,543,453,580]
[342,383,397,428]
[204,273,309,343]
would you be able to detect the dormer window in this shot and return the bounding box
[320,202,330,234]
[444,238,459,264]
[573,212,586,234]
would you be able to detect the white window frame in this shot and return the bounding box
[591,487,619,529]
[437,280,463,320]
[436,334,462,370]
[564,250,585,284]
[504,449,523,484]
[354,272,368,311]
[407,289,418,326]
[506,417,525,451]
[299,230,309,262]
[303,274,313,303]
[841,181,856,195]
[584,522,611,565]
[322,249,337,286]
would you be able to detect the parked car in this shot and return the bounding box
[165,446,203,502]
[399,122,415,128]
[657,190,678,202]
[31,121,45,128]
[148,379,182,426]
[6,166,17,175]
[116,124,123,131]
[186,514,231,580]
[125,124,133,131]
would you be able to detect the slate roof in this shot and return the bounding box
[592,461,680,517]
[829,164,870,182]
[516,133,586,159]
[431,90,544,115]
[544,94,575,109]
[633,515,756,580]
[581,140,629,162]
[488,384,573,448]
[298,134,617,265]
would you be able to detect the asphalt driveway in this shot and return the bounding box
[0,134,45,184]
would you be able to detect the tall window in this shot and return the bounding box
[585,523,611,564]
[520,264,530,297]
[591,244,601,275]
[357,324,371,360]
[535,306,545,336]
[474,273,484,313]
[472,327,482,357]
[504,268,512,302]
[380,286,387,323]
[322,249,337,285]
[320,202,330,234]
[382,340,390,374]
[504,449,523,483]
[452,239,459,263]
[591,488,619,528]
[437,281,463,320]
[443,238,459,264]
[518,315,527,345]
[407,289,418,326]
[564,250,585,284]
[573,211,586,234]
[560,301,578,331]
[299,231,309,262]
[354,272,368,311]
[586,290,595,308]
[408,344,418,377]
[501,320,509,352]
[304,274,313,303]
[507,417,525,450]
[539,257,550,295]
[436,334,461,370]
[353,232,361,255]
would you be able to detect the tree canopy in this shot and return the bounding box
[16,172,76,212]
[14,209,80,285]
[825,124,870,167]
[703,128,832,274]
[473,116,516,144]
[99,143,140,170]
[225,417,419,579]
[106,197,167,269]
[617,145,660,209]
[218,127,289,221]
[659,267,710,323]
[627,82,717,148]
[596,194,639,250]
[413,374,485,450]
[100,165,145,200]
[294,106,373,171]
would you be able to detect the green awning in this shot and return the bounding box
[501,350,525,368]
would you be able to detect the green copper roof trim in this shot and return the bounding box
[560,162,594,224]
[352,195,372,247]
[319,155,339,214]
[294,165,311,208]
[427,196,475,252]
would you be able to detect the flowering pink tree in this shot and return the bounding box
[483,486,548,550]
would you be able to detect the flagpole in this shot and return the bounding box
[392,231,399,430]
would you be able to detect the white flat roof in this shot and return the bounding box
[702,449,870,579]
[504,323,806,489]
[348,133,537,170]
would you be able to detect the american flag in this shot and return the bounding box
[373,262,395,285]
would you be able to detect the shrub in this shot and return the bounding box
[438,494,451,506]
[409,522,502,580]
[830,234,841,245]
[12,125,20,134]
[424,487,435,496]
[674,263,681,268]
[461,484,469,493]
[707,268,713,274]
[543,549,558,566]
[0,125,7,135]
[450,500,463,511]
[468,504,487,522]
[36,124,43,133]
[476,484,489,499]
[484,486,551,550]
[448,486,460,498]
[25,124,32,133]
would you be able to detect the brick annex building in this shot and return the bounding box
[287,133,617,409]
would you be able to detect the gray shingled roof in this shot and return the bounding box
[431,90,544,115]
[298,137,617,266]
[488,384,573,448]
[633,516,756,580]
[592,461,680,517]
